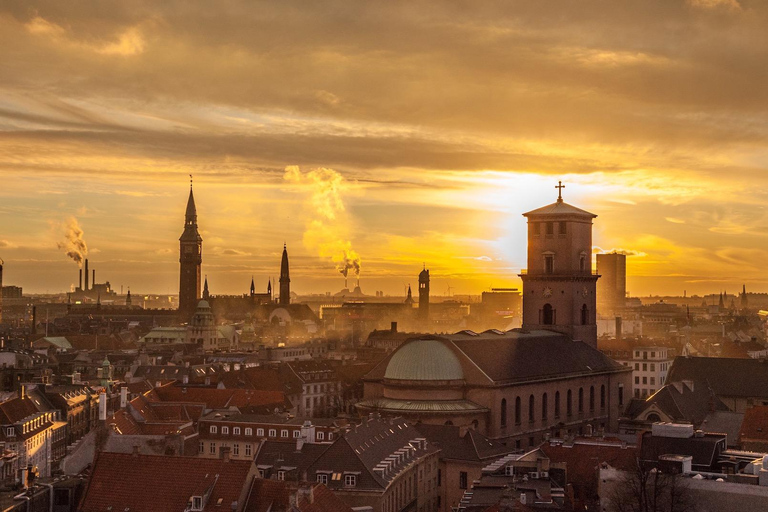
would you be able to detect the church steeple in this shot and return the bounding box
[126,288,132,306]
[203,275,210,300]
[250,276,255,297]
[179,178,203,319]
[279,244,290,305]
[405,284,414,305]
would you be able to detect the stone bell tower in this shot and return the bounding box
[519,182,599,348]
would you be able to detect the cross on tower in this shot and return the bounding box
[555,181,565,202]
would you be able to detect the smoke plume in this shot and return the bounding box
[284,166,362,278]
[57,217,88,266]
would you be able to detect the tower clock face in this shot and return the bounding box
[543,286,553,298]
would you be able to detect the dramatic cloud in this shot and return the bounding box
[1,1,767,295]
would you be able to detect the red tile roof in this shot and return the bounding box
[80,452,255,512]
[297,484,354,512]
[739,405,768,442]
[242,478,291,512]
[154,385,286,410]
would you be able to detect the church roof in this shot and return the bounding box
[365,329,628,386]
[523,200,596,218]
[384,338,464,381]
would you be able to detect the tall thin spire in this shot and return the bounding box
[279,245,290,305]
[250,276,255,296]
[203,275,210,300]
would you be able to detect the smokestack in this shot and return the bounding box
[93,269,96,288]
[615,316,623,341]
[99,392,107,421]
[79,269,83,291]
[85,259,89,290]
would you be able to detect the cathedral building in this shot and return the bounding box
[358,185,632,446]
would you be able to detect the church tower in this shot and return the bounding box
[418,266,430,320]
[279,244,290,305]
[519,182,599,348]
[179,182,203,319]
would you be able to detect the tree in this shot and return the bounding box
[606,459,697,512]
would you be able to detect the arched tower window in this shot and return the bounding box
[581,304,589,325]
[515,396,521,425]
[542,304,554,325]
[501,398,507,428]
[567,390,572,416]
[554,391,561,418]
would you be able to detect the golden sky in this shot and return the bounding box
[1,1,767,297]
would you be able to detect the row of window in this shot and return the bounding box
[208,425,331,440]
[632,362,668,372]
[635,350,667,359]
[200,441,253,457]
[635,376,663,386]
[531,221,567,236]
[500,385,621,428]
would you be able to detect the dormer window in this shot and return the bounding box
[190,496,203,511]
[210,426,217,434]
[344,474,357,487]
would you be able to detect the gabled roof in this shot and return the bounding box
[523,200,596,218]
[80,452,254,512]
[152,384,287,411]
[667,356,768,399]
[623,380,728,426]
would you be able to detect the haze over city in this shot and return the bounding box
[2,1,767,297]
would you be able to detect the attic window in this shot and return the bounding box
[190,496,203,511]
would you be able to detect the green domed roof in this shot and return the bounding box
[385,339,464,381]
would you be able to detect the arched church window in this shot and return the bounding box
[501,398,507,428]
[589,386,595,411]
[600,385,606,409]
[542,393,548,420]
[567,390,572,416]
[554,391,561,418]
[578,388,584,413]
[543,304,554,325]
[545,255,554,274]
[528,395,535,422]
[581,304,588,325]
[515,396,521,425]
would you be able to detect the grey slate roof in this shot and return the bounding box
[413,424,511,462]
[666,356,768,399]
[623,380,728,425]
[364,330,629,386]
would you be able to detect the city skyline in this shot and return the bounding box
[2,1,768,296]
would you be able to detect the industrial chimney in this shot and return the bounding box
[84,259,90,290]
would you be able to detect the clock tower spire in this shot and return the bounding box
[179,178,203,319]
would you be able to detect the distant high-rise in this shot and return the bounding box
[279,244,290,305]
[519,182,599,348]
[418,266,430,320]
[179,183,203,319]
[596,252,626,317]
